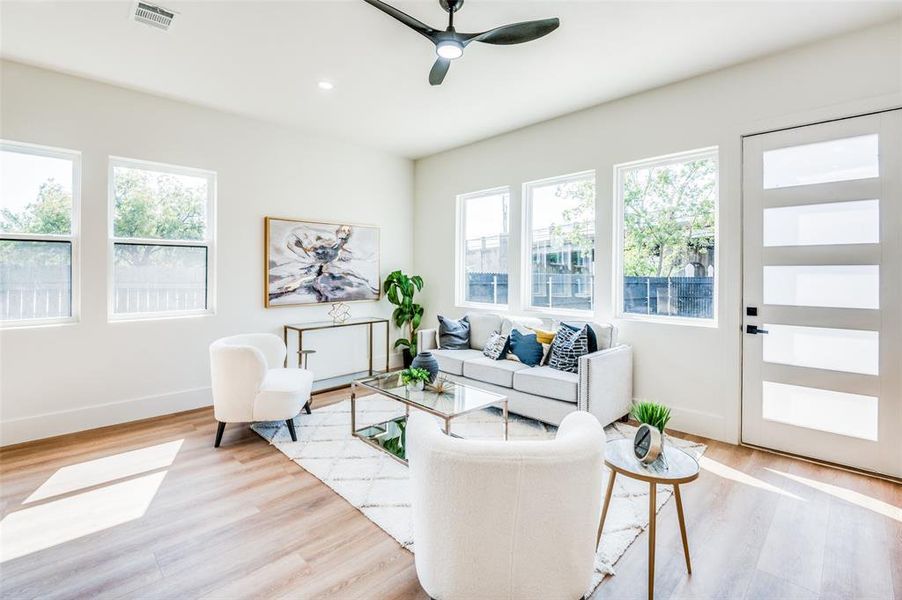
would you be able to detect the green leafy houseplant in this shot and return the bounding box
[384,270,424,363]
[631,401,672,434]
[399,367,431,386]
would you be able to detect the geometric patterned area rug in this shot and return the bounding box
[252,395,706,595]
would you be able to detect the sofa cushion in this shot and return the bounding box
[438,315,470,350]
[430,349,484,376]
[513,366,579,404]
[548,325,590,374]
[467,313,504,350]
[556,320,616,350]
[500,316,544,336]
[463,356,529,388]
[482,331,509,360]
[508,329,544,367]
[561,322,598,353]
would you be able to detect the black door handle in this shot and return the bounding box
[746,325,769,335]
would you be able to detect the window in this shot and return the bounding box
[0,141,80,326]
[523,172,595,314]
[616,148,718,323]
[109,158,215,319]
[456,187,510,307]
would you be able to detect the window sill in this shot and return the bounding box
[616,312,718,328]
[455,301,510,312]
[522,306,595,320]
[0,317,79,330]
[108,310,215,323]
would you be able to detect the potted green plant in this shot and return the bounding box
[384,270,424,367]
[399,367,431,392]
[631,401,672,434]
[630,401,672,464]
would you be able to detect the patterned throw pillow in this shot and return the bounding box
[548,325,589,373]
[560,322,598,353]
[482,330,509,360]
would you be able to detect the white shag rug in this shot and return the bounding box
[252,396,705,594]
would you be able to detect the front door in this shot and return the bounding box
[741,110,902,478]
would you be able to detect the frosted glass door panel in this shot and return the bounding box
[762,324,879,375]
[763,200,879,247]
[762,381,878,440]
[763,265,879,309]
[763,134,879,189]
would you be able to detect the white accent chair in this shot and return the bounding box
[209,333,314,447]
[407,410,606,600]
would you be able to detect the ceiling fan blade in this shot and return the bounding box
[429,57,451,86]
[462,17,559,46]
[362,0,439,41]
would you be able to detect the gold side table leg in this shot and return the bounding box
[350,384,357,436]
[674,483,692,574]
[596,470,617,549]
[444,418,450,435]
[648,482,657,600]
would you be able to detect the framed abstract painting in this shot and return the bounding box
[265,217,381,307]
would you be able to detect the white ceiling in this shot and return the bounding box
[2,1,900,158]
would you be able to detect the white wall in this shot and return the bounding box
[0,61,414,445]
[413,21,902,443]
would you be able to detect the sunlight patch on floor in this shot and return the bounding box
[765,468,901,522]
[25,439,184,503]
[699,456,804,501]
[0,470,167,563]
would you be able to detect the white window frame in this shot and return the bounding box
[455,186,511,310]
[0,140,81,329]
[521,170,596,317]
[613,146,719,327]
[108,156,216,322]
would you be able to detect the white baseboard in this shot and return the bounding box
[667,404,734,444]
[0,387,213,447]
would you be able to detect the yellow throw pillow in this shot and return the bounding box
[529,327,556,345]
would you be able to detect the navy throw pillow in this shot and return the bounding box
[509,329,544,367]
[438,315,470,350]
[548,325,590,373]
[561,322,598,354]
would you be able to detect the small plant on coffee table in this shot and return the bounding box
[400,367,431,391]
[631,401,672,434]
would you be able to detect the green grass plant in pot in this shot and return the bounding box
[384,270,424,368]
[631,401,672,434]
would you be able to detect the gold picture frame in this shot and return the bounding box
[264,216,381,308]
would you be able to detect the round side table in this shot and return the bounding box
[597,438,699,600]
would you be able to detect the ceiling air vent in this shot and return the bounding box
[134,2,175,30]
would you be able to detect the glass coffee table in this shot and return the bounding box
[351,371,509,463]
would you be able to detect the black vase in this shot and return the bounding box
[410,352,439,383]
[402,348,413,369]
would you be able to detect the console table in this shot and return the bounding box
[283,317,390,393]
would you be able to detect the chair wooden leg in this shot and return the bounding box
[286,418,298,442]
[214,422,226,448]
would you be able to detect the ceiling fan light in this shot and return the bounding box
[436,40,463,60]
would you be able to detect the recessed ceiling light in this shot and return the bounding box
[317,81,334,91]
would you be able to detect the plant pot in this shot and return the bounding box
[405,380,425,392]
[410,352,439,382]
[402,348,413,369]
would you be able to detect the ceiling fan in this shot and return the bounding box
[362,0,560,86]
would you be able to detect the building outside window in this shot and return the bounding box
[457,187,510,307]
[109,157,215,319]
[0,141,80,326]
[524,171,595,313]
[616,147,718,322]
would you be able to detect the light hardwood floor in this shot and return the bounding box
[1,390,899,600]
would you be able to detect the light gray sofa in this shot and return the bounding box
[417,312,633,427]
